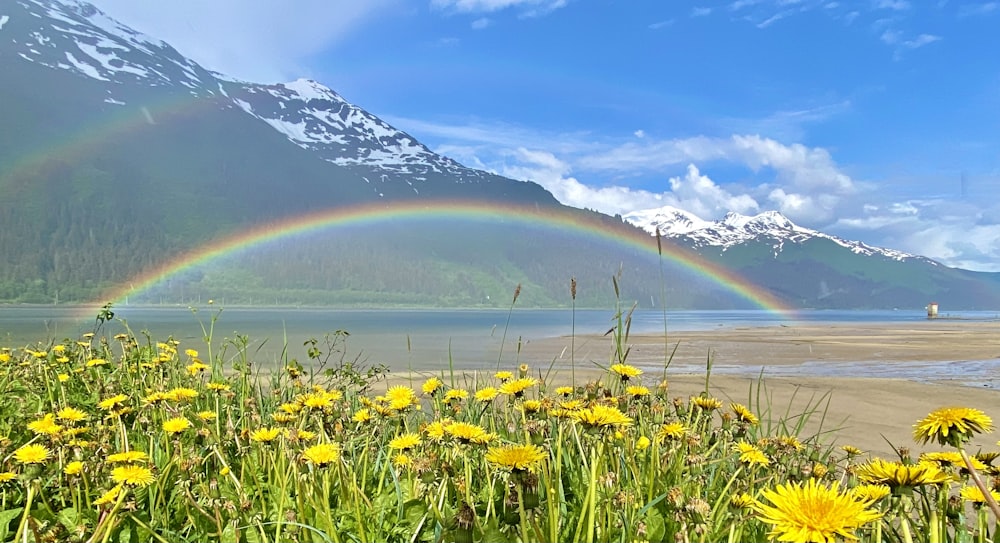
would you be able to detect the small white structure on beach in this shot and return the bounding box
[927,302,939,318]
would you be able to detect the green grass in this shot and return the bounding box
[0,306,995,542]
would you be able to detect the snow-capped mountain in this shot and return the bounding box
[1,0,528,198]
[4,0,218,94]
[625,205,927,263]
[226,79,496,192]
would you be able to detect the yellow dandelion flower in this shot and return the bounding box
[0,354,8,363]
[250,427,282,443]
[730,493,756,509]
[485,444,547,472]
[555,386,574,396]
[142,391,170,405]
[691,395,723,411]
[920,451,987,470]
[734,442,771,466]
[93,484,124,506]
[165,387,198,402]
[498,377,538,397]
[574,404,633,430]
[425,420,449,440]
[56,407,88,423]
[559,399,584,410]
[184,349,199,357]
[98,394,129,411]
[302,393,333,409]
[656,422,687,443]
[196,411,217,421]
[851,484,891,504]
[352,408,372,423]
[107,451,149,463]
[841,445,863,456]
[609,363,642,381]
[422,377,444,395]
[385,385,417,403]
[445,422,494,445]
[185,361,210,375]
[914,407,994,447]
[14,443,50,464]
[289,429,316,441]
[272,413,296,424]
[302,443,341,466]
[207,382,231,392]
[626,385,650,397]
[57,373,70,382]
[636,436,651,451]
[28,414,63,436]
[474,387,499,402]
[443,389,469,403]
[855,458,952,488]
[162,417,192,435]
[278,402,303,415]
[388,433,422,451]
[960,485,1000,505]
[494,370,514,381]
[64,461,84,476]
[111,465,156,487]
[522,399,542,413]
[393,453,412,467]
[0,472,15,484]
[754,479,882,543]
[86,358,108,367]
[730,403,759,425]
[385,386,417,410]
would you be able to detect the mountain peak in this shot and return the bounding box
[281,79,346,104]
[626,205,920,262]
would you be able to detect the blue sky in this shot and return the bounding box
[88,0,1000,270]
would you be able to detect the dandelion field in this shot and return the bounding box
[0,305,997,543]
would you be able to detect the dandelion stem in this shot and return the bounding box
[958,447,1000,519]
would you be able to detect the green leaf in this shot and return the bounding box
[57,507,80,533]
[0,507,24,543]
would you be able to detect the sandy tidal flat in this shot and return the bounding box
[503,321,1000,457]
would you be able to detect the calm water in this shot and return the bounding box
[2,306,998,377]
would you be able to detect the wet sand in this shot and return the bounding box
[401,321,1000,457]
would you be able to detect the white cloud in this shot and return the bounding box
[648,19,674,29]
[902,34,941,48]
[578,135,855,195]
[668,165,761,218]
[87,1,390,83]
[958,2,999,16]
[430,0,568,16]
[691,7,713,17]
[633,129,646,138]
[471,17,492,28]
[874,0,910,10]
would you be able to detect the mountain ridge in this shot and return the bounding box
[624,205,927,263]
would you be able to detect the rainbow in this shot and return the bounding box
[84,199,794,313]
[1,91,218,189]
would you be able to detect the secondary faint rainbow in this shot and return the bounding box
[1,92,218,187]
[83,199,794,314]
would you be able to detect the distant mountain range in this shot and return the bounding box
[2,0,1000,309]
[624,206,922,262]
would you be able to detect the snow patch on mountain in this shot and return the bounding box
[0,15,11,30]
[625,205,925,262]
[11,0,216,92]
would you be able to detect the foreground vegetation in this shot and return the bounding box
[0,306,997,542]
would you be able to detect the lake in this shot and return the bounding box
[3,305,997,373]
